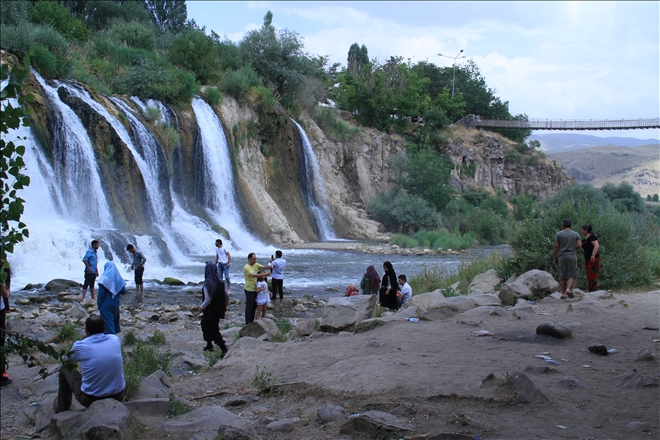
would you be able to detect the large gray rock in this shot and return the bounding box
[63,399,130,440]
[133,369,171,400]
[316,404,348,424]
[411,290,446,310]
[239,318,279,338]
[499,283,534,305]
[46,279,81,292]
[468,269,502,294]
[458,306,507,319]
[52,410,86,437]
[339,410,414,436]
[293,318,319,336]
[468,293,502,306]
[163,405,255,440]
[67,303,89,321]
[123,398,172,416]
[320,295,377,332]
[514,270,560,297]
[33,311,65,328]
[614,370,660,388]
[416,295,477,321]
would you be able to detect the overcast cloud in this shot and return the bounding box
[187,1,659,140]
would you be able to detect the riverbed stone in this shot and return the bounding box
[499,282,533,305]
[415,295,476,321]
[513,270,559,297]
[293,318,318,336]
[133,369,171,400]
[266,418,299,432]
[468,269,502,294]
[123,398,171,416]
[320,295,377,332]
[63,399,130,440]
[239,318,279,338]
[67,302,89,321]
[46,279,81,292]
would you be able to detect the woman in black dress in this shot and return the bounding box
[199,262,228,354]
[580,225,601,292]
[379,261,399,310]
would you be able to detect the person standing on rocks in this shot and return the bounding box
[199,262,229,354]
[580,224,601,292]
[270,250,286,310]
[54,314,126,413]
[243,253,272,325]
[214,239,232,295]
[96,262,126,334]
[126,244,146,295]
[82,240,100,302]
[553,219,582,299]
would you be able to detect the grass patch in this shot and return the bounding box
[123,333,171,399]
[53,323,81,344]
[202,349,223,368]
[148,330,166,346]
[167,397,192,418]
[122,330,138,346]
[275,317,293,334]
[251,365,278,392]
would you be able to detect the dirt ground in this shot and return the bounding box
[1,290,659,440]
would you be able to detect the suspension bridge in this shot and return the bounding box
[456,115,660,130]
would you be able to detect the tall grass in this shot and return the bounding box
[391,229,475,250]
[123,331,171,399]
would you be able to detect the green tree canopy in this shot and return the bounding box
[168,29,220,84]
[145,0,187,33]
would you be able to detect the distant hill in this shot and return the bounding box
[548,144,660,198]
[529,133,659,153]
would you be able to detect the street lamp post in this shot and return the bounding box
[438,50,466,97]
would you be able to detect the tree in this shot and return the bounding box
[601,181,645,213]
[168,29,220,84]
[27,0,93,43]
[145,0,187,33]
[65,0,152,31]
[1,60,32,283]
[401,140,455,211]
[653,194,659,202]
[347,43,369,76]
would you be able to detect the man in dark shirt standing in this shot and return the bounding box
[553,219,582,299]
[126,244,146,295]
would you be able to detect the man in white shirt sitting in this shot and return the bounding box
[397,275,413,308]
[54,315,126,413]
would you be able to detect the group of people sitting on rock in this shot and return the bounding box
[345,261,412,310]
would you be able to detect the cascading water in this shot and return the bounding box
[33,72,113,227]
[191,97,266,251]
[291,119,337,240]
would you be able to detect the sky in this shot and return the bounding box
[187,1,660,140]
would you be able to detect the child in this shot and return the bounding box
[255,270,272,320]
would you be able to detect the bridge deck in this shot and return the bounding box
[457,115,660,130]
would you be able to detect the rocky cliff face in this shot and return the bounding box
[23,72,572,247]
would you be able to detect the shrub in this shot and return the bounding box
[154,122,180,149]
[123,342,171,399]
[368,188,444,234]
[275,317,292,334]
[1,23,72,78]
[220,66,262,102]
[312,106,359,143]
[251,85,277,115]
[53,323,81,344]
[204,86,221,106]
[109,21,155,51]
[168,29,220,84]
[28,0,92,43]
[143,106,161,122]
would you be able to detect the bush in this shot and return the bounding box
[221,66,262,102]
[204,86,221,106]
[28,0,92,43]
[109,21,156,51]
[1,23,72,78]
[123,342,171,399]
[368,188,444,234]
[510,200,655,290]
[168,29,220,84]
[312,106,359,143]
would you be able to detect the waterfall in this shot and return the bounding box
[291,119,337,240]
[32,72,113,227]
[191,97,265,250]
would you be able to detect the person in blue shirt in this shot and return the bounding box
[54,314,126,413]
[96,262,126,335]
[82,240,100,302]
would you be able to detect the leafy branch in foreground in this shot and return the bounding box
[0,330,77,379]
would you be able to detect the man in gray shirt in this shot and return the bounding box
[126,244,146,295]
[553,219,582,299]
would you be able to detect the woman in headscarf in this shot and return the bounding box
[360,265,381,296]
[379,261,399,310]
[96,262,126,335]
[199,262,228,354]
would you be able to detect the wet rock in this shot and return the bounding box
[505,372,549,403]
[339,410,414,436]
[562,376,586,389]
[468,269,502,294]
[614,370,660,388]
[320,295,377,332]
[163,277,184,286]
[46,279,81,292]
[536,322,572,339]
[63,399,130,440]
[163,405,255,439]
[513,270,559,297]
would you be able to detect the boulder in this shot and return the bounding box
[316,404,348,424]
[468,269,502,294]
[51,410,86,437]
[614,370,660,388]
[266,418,299,432]
[46,279,81,292]
[239,318,279,338]
[536,322,572,338]
[293,318,318,337]
[67,303,89,321]
[410,290,446,310]
[320,295,377,332]
[499,283,533,305]
[123,398,171,416]
[133,369,171,400]
[468,293,502,306]
[63,399,130,440]
[33,311,64,328]
[163,405,255,439]
[415,295,476,321]
[513,270,559,297]
[163,277,184,286]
